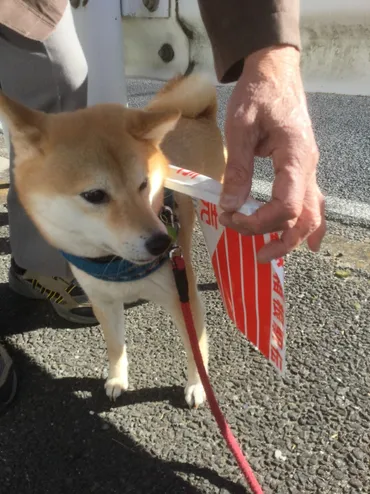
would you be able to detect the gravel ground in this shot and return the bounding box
[1,200,369,493]
[0,81,369,493]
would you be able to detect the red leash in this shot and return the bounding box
[170,248,264,494]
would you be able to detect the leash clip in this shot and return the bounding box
[169,245,182,261]
[160,204,180,242]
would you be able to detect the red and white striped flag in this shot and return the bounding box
[165,165,286,375]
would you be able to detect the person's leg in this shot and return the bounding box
[0,3,86,277]
[0,4,96,324]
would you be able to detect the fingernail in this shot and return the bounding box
[220,194,238,211]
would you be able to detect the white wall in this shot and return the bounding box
[121,0,370,96]
[300,0,370,94]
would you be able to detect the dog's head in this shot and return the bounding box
[0,94,180,263]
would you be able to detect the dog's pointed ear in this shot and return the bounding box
[0,91,46,160]
[130,109,180,144]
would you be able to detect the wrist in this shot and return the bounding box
[242,46,300,79]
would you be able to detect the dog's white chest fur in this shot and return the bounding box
[71,259,207,408]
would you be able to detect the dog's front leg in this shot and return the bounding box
[158,273,207,409]
[168,291,207,408]
[93,301,128,400]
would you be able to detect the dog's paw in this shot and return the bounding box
[105,376,128,401]
[185,382,206,408]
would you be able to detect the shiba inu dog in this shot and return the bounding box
[0,75,225,407]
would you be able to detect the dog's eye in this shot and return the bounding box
[80,189,109,205]
[139,178,148,192]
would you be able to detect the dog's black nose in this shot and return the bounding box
[145,232,172,256]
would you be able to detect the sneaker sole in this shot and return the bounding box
[9,269,98,326]
[8,269,45,300]
[52,303,98,326]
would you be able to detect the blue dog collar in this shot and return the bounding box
[60,250,168,282]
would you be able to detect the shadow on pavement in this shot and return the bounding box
[0,236,10,255]
[0,277,219,336]
[0,345,245,494]
[0,282,245,494]
[0,211,8,227]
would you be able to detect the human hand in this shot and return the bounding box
[219,46,326,263]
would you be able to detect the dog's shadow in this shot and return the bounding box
[68,377,191,411]
[0,345,245,494]
[0,278,245,494]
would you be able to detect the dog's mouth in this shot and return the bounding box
[125,255,161,265]
[86,254,117,263]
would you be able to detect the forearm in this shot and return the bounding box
[197,0,301,83]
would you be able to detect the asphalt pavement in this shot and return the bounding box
[0,81,369,494]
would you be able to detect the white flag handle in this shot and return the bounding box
[164,165,261,216]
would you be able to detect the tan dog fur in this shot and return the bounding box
[0,75,226,407]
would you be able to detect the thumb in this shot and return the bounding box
[220,127,256,212]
